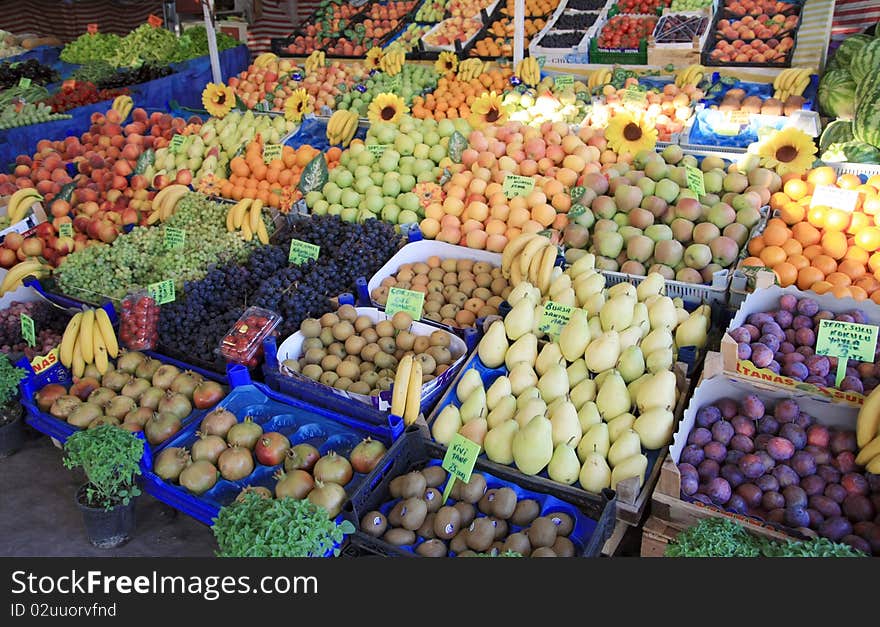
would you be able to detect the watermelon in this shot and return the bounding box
[819,120,854,153]
[850,38,880,83]
[817,69,856,119]
[828,34,872,71]
[853,72,880,148]
[821,141,880,164]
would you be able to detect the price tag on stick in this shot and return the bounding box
[816,320,879,387]
[147,280,175,305]
[169,134,187,154]
[384,287,424,321]
[685,165,705,196]
[554,74,574,90]
[288,239,320,265]
[164,227,185,250]
[263,143,282,164]
[539,301,573,338]
[503,174,535,198]
[58,223,73,237]
[20,314,35,347]
[441,433,481,503]
[810,185,859,212]
[367,144,390,158]
[18,77,31,89]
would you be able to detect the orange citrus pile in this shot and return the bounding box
[410,69,512,121]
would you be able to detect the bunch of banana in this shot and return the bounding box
[380,47,405,76]
[254,52,279,68]
[674,64,704,88]
[500,232,558,295]
[856,387,880,473]
[226,198,269,244]
[4,188,43,223]
[773,67,813,101]
[587,68,612,89]
[390,354,423,426]
[59,307,118,377]
[304,50,325,73]
[111,95,133,120]
[515,57,540,87]
[326,109,359,147]
[146,184,189,225]
[0,258,51,295]
[457,58,483,82]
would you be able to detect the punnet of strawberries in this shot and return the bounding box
[42,82,130,114]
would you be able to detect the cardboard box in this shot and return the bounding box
[0,196,47,246]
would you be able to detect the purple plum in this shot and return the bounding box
[711,421,735,445]
[774,398,800,423]
[792,315,812,330]
[779,294,797,312]
[796,298,819,317]
[680,444,705,466]
[795,327,815,346]
[716,398,739,419]
[687,427,713,447]
[695,405,722,427]
[741,394,765,420]
[805,355,830,377]
[750,344,774,367]
[737,343,752,360]
[729,327,751,343]
[782,361,809,381]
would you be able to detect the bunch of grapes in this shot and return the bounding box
[0,300,69,358]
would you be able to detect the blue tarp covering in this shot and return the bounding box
[284,115,367,152]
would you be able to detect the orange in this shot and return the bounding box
[844,246,869,265]
[838,258,867,281]
[747,235,766,256]
[763,224,790,247]
[787,253,809,270]
[837,174,861,190]
[797,266,824,290]
[826,271,852,287]
[781,239,803,256]
[851,212,874,235]
[821,231,848,259]
[773,261,798,287]
[855,226,880,252]
[811,254,838,276]
[807,166,837,187]
[831,285,853,298]
[807,205,827,228]
[740,256,765,268]
[767,217,788,230]
[823,208,852,232]
[759,245,786,267]
[849,285,869,301]
[792,222,821,246]
[783,178,809,201]
[856,276,880,294]
[769,191,791,211]
[803,244,824,260]
[779,202,805,225]
[869,251,880,273]
[867,174,880,189]
[811,280,833,295]
[230,157,249,177]
[873,290,880,305]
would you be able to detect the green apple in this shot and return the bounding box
[437,119,455,137]
[395,135,415,156]
[399,192,420,213]
[414,143,431,160]
[354,165,372,181]
[334,169,353,188]
[409,130,423,145]
[341,208,358,223]
[324,185,342,205]
[312,200,329,215]
[305,190,323,207]
[354,177,372,194]
[370,171,384,186]
[417,170,435,183]
[382,178,401,197]
[381,205,401,223]
[428,144,447,163]
[341,189,361,209]
[399,162,414,177]
[379,156,398,173]
[328,203,343,216]
[424,131,440,146]
[398,174,416,192]
[357,150,375,167]
[366,195,384,213]
[349,143,366,157]
[366,185,383,198]
[398,209,419,225]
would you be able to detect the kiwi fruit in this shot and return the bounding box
[399,497,428,531]
[527,517,558,548]
[360,511,387,538]
[417,513,436,539]
[531,547,557,557]
[502,532,531,556]
[421,466,447,487]
[454,473,487,504]
[465,518,495,551]
[547,512,574,536]
[391,472,426,499]
[452,501,476,527]
[383,528,416,546]
[552,536,576,557]
[510,499,540,526]
[388,501,407,527]
[490,487,517,519]
[449,531,469,554]
[478,488,498,515]
[433,506,462,540]
[456,550,478,557]
[423,487,443,512]
[416,539,448,557]
[490,517,508,539]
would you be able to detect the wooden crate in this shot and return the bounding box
[640,516,684,557]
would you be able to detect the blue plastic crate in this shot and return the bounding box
[140,377,404,526]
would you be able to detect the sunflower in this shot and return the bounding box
[202,82,234,118]
[366,46,384,71]
[435,51,458,75]
[196,173,221,197]
[368,93,408,124]
[413,182,444,208]
[468,91,508,129]
[605,112,657,157]
[753,127,817,176]
[284,88,312,122]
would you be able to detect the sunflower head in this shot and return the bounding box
[202,82,235,118]
[753,127,817,176]
[284,88,312,123]
[468,91,509,129]
[413,182,444,208]
[366,46,384,70]
[605,112,657,157]
[368,93,409,124]
[435,52,458,75]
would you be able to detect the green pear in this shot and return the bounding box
[514,397,547,428]
[569,378,596,409]
[459,418,487,448]
[546,395,568,415]
[559,308,591,362]
[579,450,612,492]
[676,306,691,325]
[531,303,545,337]
[640,327,673,356]
[536,342,564,377]
[456,368,483,402]
[459,386,487,423]
[676,304,710,349]
[628,373,651,402]
[647,296,677,330]
[585,331,621,373]
[607,412,636,442]
[486,376,512,410]
[577,422,609,462]
[633,408,675,449]
[509,362,538,396]
[636,272,665,301]
[600,295,635,332]
[547,440,581,485]
[630,302,650,336]
[568,253,596,279]
[608,282,636,300]
[537,363,569,403]
[432,405,462,445]
[608,430,641,468]
[617,346,646,383]
[483,420,519,464]
[505,333,538,370]
[487,396,517,429]
[577,401,602,432]
[636,370,677,413]
[549,400,582,446]
[610,453,648,490]
[512,414,553,475]
[504,298,535,341]
[596,370,631,420]
[587,314,603,339]
[574,272,605,304]
[593,368,613,388]
[646,347,674,373]
[516,386,541,408]
[567,359,589,388]
[618,326,645,351]
[478,320,508,368]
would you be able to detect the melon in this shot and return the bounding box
[828,34,872,71]
[821,141,880,165]
[850,38,880,83]
[819,120,854,153]
[853,72,880,148]
[818,69,856,119]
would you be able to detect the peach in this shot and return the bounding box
[521,220,544,234]
[462,148,479,168]
[462,219,483,234]
[440,214,461,229]
[524,138,546,161]
[498,156,517,172]
[546,145,565,164]
[465,202,489,222]
[438,227,461,244]
[466,229,489,249]
[485,233,507,252]
[477,152,496,169]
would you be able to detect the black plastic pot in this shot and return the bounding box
[75,484,137,549]
[0,403,24,459]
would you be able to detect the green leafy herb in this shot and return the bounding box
[212,493,355,557]
[474,550,523,557]
[63,425,143,511]
[0,354,26,407]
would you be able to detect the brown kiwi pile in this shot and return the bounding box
[281,304,462,396]
[371,256,512,328]
[359,466,579,557]
[716,89,806,116]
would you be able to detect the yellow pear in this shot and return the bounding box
[456,368,483,402]
[628,372,651,402]
[514,397,547,428]
[633,408,675,449]
[459,418,487,448]
[616,345,646,383]
[504,297,535,341]
[483,419,519,464]
[531,303,545,337]
[509,362,538,396]
[486,376,512,410]
[507,280,540,306]
[567,358,589,388]
[547,440,580,485]
[636,272,665,301]
[573,271,604,298]
[549,399,582,446]
[587,314,603,339]
[676,304,710,349]
[536,342,564,377]
[559,308,591,362]
[600,294,635,332]
[568,253,595,279]
[554,288,576,307]
[577,401,602,432]
[630,302,650,336]
[610,453,648,490]
[676,307,690,324]
[646,347,674,373]
[512,413,553,475]
[577,422,609,462]
[608,429,641,468]
[516,386,541,408]
[548,273,572,299]
[505,333,538,370]
[618,325,645,350]
[478,320,508,368]
[569,377,596,409]
[648,296,677,330]
[537,363,569,403]
[636,370,677,413]
[585,331,620,373]
[582,291,605,316]
[432,404,462,445]
[607,282,636,300]
[640,327,673,356]
[459,386,487,423]
[596,370,631,420]
[487,396,517,429]
[579,450,612,492]
[607,412,636,443]
[593,368,613,388]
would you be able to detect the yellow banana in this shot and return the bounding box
[501,232,538,278]
[391,354,413,417]
[536,245,557,295]
[519,236,551,276]
[857,386,880,448]
[528,243,548,285]
[855,434,880,466]
[868,456,880,474]
[249,199,263,233]
[7,188,43,222]
[72,334,84,379]
[403,358,423,426]
[94,308,118,359]
[232,198,252,229]
[79,308,95,364]
[93,323,109,375]
[256,217,270,245]
[226,203,236,232]
[241,219,253,242]
[0,259,49,294]
[59,312,82,368]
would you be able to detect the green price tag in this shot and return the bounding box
[18,77,31,89]
[536,56,546,68]
[685,165,705,196]
[20,314,35,348]
[440,433,481,503]
[288,238,321,265]
[554,74,574,90]
[147,280,176,305]
[263,143,283,164]
[169,134,188,154]
[570,186,586,203]
[816,319,879,387]
[58,223,73,238]
[384,286,425,321]
[502,174,535,198]
[568,204,587,218]
[623,89,647,105]
[367,144,390,158]
[538,301,573,338]
[164,227,186,250]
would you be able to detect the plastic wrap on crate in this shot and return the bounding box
[284,116,368,152]
[344,429,617,556]
[139,380,401,525]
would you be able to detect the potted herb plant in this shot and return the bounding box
[212,492,355,557]
[63,424,143,549]
[0,354,27,458]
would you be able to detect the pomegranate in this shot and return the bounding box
[151,363,180,390]
[88,416,120,428]
[124,406,154,427]
[67,402,102,427]
[255,432,291,466]
[35,383,66,412]
[139,387,164,410]
[236,486,273,502]
[285,443,320,472]
[158,390,191,420]
[191,432,228,465]
[121,422,142,433]
[101,370,131,392]
[70,377,100,401]
[49,395,81,420]
[179,460,218,494]
[308,481,347,517]
[201,408,237,438]
[313,451,353,486]
[226,416,263,450]
[116,350,146,373]
[87,387,116,406]
[170,370,203,398]
[120,377,151,400]
[274,469,315,499]
[134,357,160,380]
[218,446,254,481]
[193,380,224,409]
[154,447,190,481]
[144,412,182,445]
[104,395,137,419]
[349,438,387,474]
